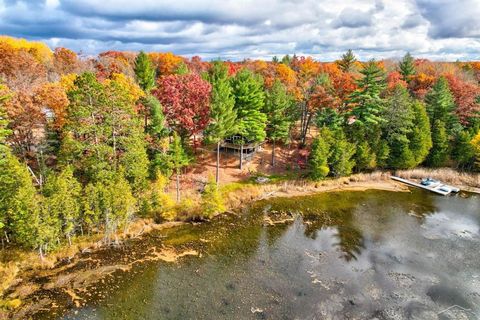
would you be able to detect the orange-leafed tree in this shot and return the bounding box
[0,41,47,91]
[33,82,70,130]
[53,47,79,75]
[148,52,184,76]
[444,74,480,126]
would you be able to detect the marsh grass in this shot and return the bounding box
[396,168,480,187]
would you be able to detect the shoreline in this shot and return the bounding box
[1,171,478,317]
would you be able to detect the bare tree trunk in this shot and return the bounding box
[271,140,276,166]
[239,144,243,170]
[216,141,220,184]
[176,169,180,202]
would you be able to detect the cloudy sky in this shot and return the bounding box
[0,0,479,61]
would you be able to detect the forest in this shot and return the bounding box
[1,35,480,255]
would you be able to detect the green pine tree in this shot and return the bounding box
[0,152,40,249]
[337,49,357,73]
[382,85,416,169]
[309,133,331,180]
[425,76,459,135]
[398,52,416,82]
[134,51,156,92]
[409,100,432,166]
[83,169,136,241]
[426,119,449,167]
[204,61,237,183]
[328,130,356,177]
[347,60,386,170]
[231,69,267,143]
[264,80,293,166]
[451,130,476,170]
[42,166,82,245]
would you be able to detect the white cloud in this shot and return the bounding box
[0,0,478,60]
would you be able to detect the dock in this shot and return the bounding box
[390,176,460,196]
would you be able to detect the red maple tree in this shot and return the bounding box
[153,73,211,137]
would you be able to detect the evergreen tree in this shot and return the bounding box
[309,134,331,180]
[348,60,386,130]
[328,130,356,177]
[204,61,237,183]
[144,95,168,139]
[134,51,156,92]
[347,60,386,170]
[451,130,476,170]
[398,52,416,82]
[264,80,293,166]
[169,132,190,202]
[231,69,267,143]
[201,177,225,218]
[316,108,344,131]
[281,54,292,65]
[337,49,357,73]
[0,90,41,249]
[425,76,459,135]
[42,166,82,245]
[471,131,480,170]
[425,77,459,166]
[63,72,149,192]
[409,100,432,166]
[382,85,416,169]
[426,120,449,167]
[83,169,136,241]
[0,152,40,249]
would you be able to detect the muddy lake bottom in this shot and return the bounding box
[20,189,480,320]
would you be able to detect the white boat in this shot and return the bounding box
[391,176,460,196]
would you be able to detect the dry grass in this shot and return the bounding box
[396,168,480,188]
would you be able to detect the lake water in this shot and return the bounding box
[31,189,480,319]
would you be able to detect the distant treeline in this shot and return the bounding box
[0,36,479,254]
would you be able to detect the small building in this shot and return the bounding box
[220,135,263,168]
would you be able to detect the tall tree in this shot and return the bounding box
[83,169,136,242]
[426,119,449,167]
[424,76,459,166]
[153,73,211,139]
[398,52,416,82]
[309,132,330,180]
[347,60,386,170]
[264,80,293,166]
[425,76,459,135]
[231,69,267,143]
[204,61,237,184]
[382,85,416,169]
[409,100,432,166]
[300,74,340,145]
[0,151,40,249]
[42,166,81,245]
[328,129,356,177]
[169,132,190,202]
[337,49,357,73]
[134,51,156,92]
[62,72,149,191]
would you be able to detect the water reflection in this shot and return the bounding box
[28,190,480,320]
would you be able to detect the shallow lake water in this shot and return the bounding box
[32,189,480,319]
